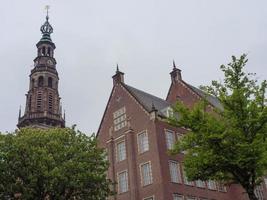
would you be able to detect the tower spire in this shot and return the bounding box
[45,5,50,20]
[116,63,120,73]
[173,60,177,69]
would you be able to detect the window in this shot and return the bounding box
[47,47,51,56]
[42,46,45,55]
[182,166,194,186]
[140,162,153,186]
[28,95,32,111]
[37,91,42,111]
[144,196,154,200]
[48,77,53,88]
[195,180,206,188]
[38,76,44,87]
[118,171,128,193]
[173,194,184,200]
[187,196,196,200]
[169,161,182,183]
[113,107,127,131]
[217,182,227,192]
[207,180,217,190]
[116,141,126,162]
[264,178,267,188]
[165,130,175,150]
[255,184,264,200]
[138,131,149,153]
[48,93,53,111]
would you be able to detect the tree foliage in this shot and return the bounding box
[0,128,113,200]
[168,54,267,200]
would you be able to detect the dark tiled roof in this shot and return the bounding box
[123,84,170,115]
[187,84,223,110]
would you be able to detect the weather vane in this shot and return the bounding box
[45,5,50,18]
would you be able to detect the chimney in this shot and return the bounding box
[112,64,124,85]
[170,60,182,83]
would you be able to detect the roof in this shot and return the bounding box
[123,84,171,116]
[187,83,223,110]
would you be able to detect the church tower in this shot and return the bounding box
[17,11,65,128]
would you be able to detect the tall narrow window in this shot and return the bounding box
[165,130,175,150]
[38,76,44,87]
[47,47,51,56]
[173,194,184,200]
[42,46,45,56]
[118,171,128,193]
[37,91,42,111]
[48,93,53,111]
[140,162,153,186]
[169,161,182,183]
[116,141,126,162]
[48,77,53,88]
[138,131,149,153]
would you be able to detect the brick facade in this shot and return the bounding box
[97,65,267,200]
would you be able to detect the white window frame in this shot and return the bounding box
[117,170,128,194]
[143,195,154,200]
[195,179,206,188]
[169,160,182,183]
[140,161,153,186]
[173,193,184,200]
[207,180,217,190]
[137,130,149,154]
[116,140,126,162]
[165,129,176,150]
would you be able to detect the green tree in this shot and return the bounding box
[0,128,114,200]
[168,54,267,200]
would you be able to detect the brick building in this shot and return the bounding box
[97,64,267,200]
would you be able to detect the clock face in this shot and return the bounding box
[47,59,53,65]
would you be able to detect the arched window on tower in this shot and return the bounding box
[48,77,53,88]
[42,46,46,56]
[38,76,44,87]
[48,47,51,56]
[31,78,35,89]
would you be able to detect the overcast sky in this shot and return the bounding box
[0,0,266,134]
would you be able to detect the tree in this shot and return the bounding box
[0,128,114,200]
[168,54,267,200]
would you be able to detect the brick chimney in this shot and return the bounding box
[112,64,124,85]
[170,60,182,83]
